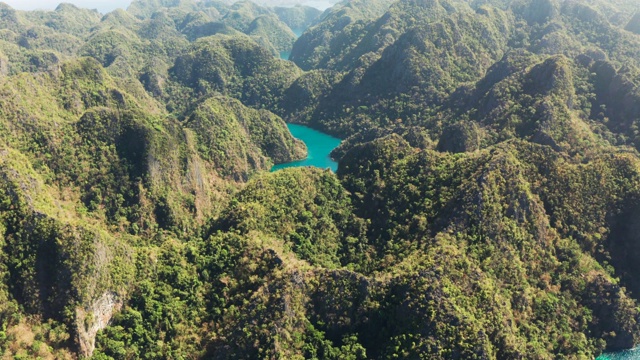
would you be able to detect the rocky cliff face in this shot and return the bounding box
[76,292,124,358]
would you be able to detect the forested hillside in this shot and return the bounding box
[1,0,640,359]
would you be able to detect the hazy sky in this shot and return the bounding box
[2,0,133,13]
[1,0,341,13]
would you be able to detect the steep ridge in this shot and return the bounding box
[184,95,306,181]
[170,33,302,112]
[282,0,640,156]
[273,4,322,33]
[0,0,640,358]
[337,137,640,355]
[289,0,396,70]
[0,54,306,357]
[126,0,312,56]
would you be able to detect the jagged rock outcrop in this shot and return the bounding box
[76,292,124,357]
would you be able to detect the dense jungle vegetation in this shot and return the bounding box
[1,0,640,358]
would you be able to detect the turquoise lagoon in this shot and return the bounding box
[271,124,341,172]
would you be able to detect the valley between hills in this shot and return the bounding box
[1,0,640,359]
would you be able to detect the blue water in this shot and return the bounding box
[279,51,291,60]
[271,124,341,172]
[278,28,304,60]
[597,348,640,359]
